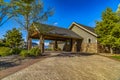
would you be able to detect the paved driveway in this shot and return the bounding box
[2,52,120,80]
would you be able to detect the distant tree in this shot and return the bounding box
[95,8,120,54]
[4,28,23,48]
[0,0,14,27]
[11,0,54,50]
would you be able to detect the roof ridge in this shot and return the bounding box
[74,22,94,29]
[33,22,68,30]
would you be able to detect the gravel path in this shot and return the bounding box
[2,53,120,80]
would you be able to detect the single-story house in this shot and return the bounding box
[29,22,100,53]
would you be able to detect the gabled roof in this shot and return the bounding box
[31,22,83,40]
[69,22,98,37]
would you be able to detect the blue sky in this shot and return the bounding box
[0,0,119,41]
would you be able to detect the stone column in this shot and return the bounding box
[54,40,58,51]
[71,39,77,52]
[39,35,44,53]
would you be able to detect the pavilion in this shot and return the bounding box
[28,22,83,53]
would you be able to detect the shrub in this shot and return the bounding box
[11,48,21,54]
[0,42,5,47]
[55,47,61,51]
[0,47,12,56]
[29,47,41,57]
[45,48,52,51]
[20,50,29,57]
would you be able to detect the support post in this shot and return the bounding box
[28,38,32,50]
[54,40,58,51]
[39,35,44,53]
[71,39,77,52]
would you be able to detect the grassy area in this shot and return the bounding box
[110,55,120,60]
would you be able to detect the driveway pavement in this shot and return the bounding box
[2,52,120,80]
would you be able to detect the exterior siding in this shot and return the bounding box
[70,25,98,53]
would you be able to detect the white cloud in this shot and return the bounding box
[45,42,49,46]
[53,22,58,25]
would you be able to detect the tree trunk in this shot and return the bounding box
[25,14,29,50]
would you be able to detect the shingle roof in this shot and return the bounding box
[32,22,83,39]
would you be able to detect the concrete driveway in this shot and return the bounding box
[2,52,120,80]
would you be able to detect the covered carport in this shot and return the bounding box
[28,22,83,53]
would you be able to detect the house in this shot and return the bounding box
[29,22,99,53]
[49,22,99,53]
[69,22,98,53]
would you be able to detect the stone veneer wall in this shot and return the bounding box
[81,43,98,53]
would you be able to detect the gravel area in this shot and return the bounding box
[2,52,120,80]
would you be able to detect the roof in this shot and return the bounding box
[69,22,97,37]
[31,22,83,40]
[75,22,95,33]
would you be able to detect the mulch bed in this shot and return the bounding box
[0,54,49,79]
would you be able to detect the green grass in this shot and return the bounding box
[111,56,120,60]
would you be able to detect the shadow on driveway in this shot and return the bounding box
[50,52,95,58]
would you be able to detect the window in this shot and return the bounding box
[88,38,92,43]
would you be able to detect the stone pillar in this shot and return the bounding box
[71,39,77,52]
[39,35,44,53]
[28,38,32,50]
[54,40,58,51]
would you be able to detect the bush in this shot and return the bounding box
[0,47,12,56]
[55,47,61,51]
[29,47,41,57]
[45,48,52,51]
[20,50,29,57]
[0,42,5,47]
[11,48,21,54]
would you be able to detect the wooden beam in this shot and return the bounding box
[28,38,32,50]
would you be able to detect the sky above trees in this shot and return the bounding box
[0,0,119,39]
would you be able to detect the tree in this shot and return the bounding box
[0,0,14,27]
[11,0,54,50]
[4,28,23,48]
[95,8,120,54]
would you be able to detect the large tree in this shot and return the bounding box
[4,28,23,48]
[11,0,53,50]
[0,0,13,27]
[95,8,120,53]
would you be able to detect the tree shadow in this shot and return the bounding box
[0,61,20,71]
[50,52,95,58]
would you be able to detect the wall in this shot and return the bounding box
[70,25,98,53]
